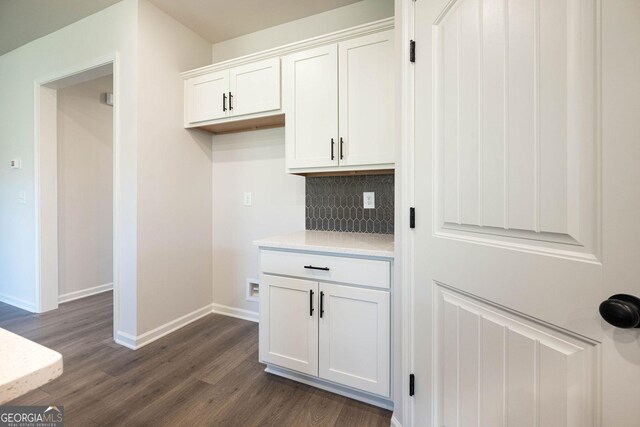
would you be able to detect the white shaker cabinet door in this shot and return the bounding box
[185,69,229,124]
[318,282,390,397]
[259,274,318,376]
[284,44,339,169]
[338,30,394,167]
[229,57,281,117]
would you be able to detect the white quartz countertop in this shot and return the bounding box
[254,230,394,258]
[0,328,63,404]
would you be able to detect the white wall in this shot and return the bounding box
[135,0,213,334]
[0,0,138,336]
[209,0,393,317]
[57,75,114,298]
[211,0,394,62]
[212,129,305,314]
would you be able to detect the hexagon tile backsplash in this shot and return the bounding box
[305,174,394,234]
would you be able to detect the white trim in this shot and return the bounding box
[391,415,403,427]
[114,303,214,350]
[211,303,259,323]
[0,292,38,312]
[58,283,113,304]
[397,1,415,426]
[181,17,394,79]
[265,364,394,411]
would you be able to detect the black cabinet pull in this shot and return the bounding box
[222,93,227,111]
[309,290,314,317]
[304,265,330,271]
[331,138,335,160]
[229,92,233,110]
[320,291,324,318]
[340,137,344,159]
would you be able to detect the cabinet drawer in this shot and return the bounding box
[260,250,390,289]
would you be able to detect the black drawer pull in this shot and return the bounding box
[304,265,330,271]
[309,290,314,317]
[320,291,325,318]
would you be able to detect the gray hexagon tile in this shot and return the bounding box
[305,174,394,234]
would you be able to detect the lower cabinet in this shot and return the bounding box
[260,273,390,397]
[259,275,318,376]
[318,283,390,397]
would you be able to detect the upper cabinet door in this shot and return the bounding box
[318,282,390,397]
[229,57,281,117]
[185,69,229,124]
[338,30,395,167]
[284,44,339,169]
[259,274,319,376]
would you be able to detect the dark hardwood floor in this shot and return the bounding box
[1,292,392,426]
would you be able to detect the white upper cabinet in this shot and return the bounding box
[338,30,394,167]
[284,30,394,173]
[186,70,229,124]
[283,45,339,169]
[229,58,281,117]
[182,19,394,154]
[184,57,281,128]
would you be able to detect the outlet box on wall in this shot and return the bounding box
[246,278,259,302]
[363,192,375,209]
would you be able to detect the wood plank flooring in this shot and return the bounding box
[1,292,392,426]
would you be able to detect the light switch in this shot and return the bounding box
[243,192,252,206]
[10,159,21,169]
[363,192,375,209]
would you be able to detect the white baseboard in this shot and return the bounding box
[115,303,214,350]
[211,303,259,323]
[113,302,257,350]
[0,292,37,312]
[58,282,113,304]
[390,414,402,427]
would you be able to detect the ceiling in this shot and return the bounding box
[148,0,361,45]
[0,0,361,57]
[0,0,122,56]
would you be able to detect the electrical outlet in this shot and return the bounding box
[363,192,375,209]
[10,159,21,169]
[18,191,26,204]
[243,192,252,206]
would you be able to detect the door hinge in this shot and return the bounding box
[409,207,416,229]
[409,40,416,63]
[409,373,415,396]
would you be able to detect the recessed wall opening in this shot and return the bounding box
[57,75,114,304]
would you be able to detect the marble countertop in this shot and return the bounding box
[0,328,63,404]
[254,230,394,258]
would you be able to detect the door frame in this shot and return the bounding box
[34,53,121,340]
[395,0,416,426]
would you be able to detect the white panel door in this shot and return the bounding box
[284,44,339,169]
[259,274,318,376]
[411,0,640,426]
[318,282,390,397]
[186,70,229,124]
[229,57,281,117]
[338,30,395,167]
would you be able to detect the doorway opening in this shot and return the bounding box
[35,58,119,340]
[56,75,113,304]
